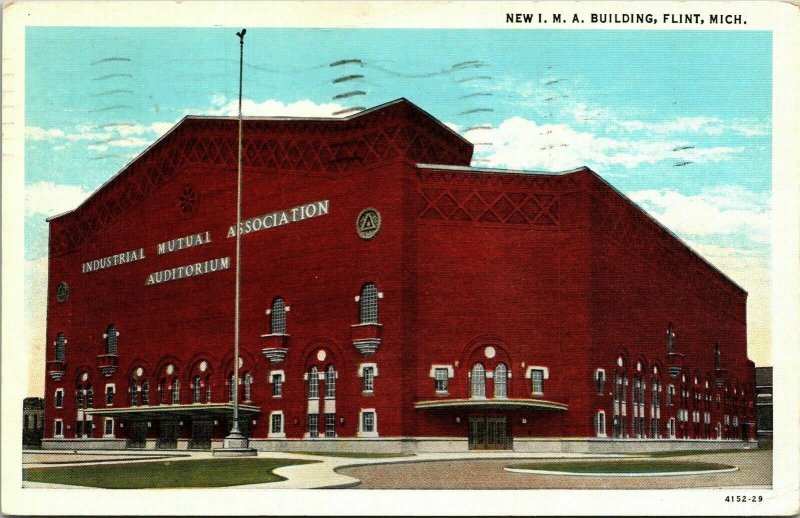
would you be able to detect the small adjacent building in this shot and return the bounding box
[41,99,757,453]
[755,366,773,440]
[23,397,45,448]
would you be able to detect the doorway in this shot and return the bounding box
[156,418,179,449]
[190,418,213,450]
[468,415,511,450]
[128,420,147,448]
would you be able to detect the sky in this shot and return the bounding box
[24,27,772,395]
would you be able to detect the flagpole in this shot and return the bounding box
[217,28,255,456]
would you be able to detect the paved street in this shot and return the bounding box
[339,449,772,489]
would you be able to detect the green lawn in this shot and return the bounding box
[23,458,317,489]
[643,448,758,458]
[291,451,413,458]
[508,460,734,474]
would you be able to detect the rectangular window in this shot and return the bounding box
[76,420,84,438]
[595,412,606,436]
[76,389,84,409]
[272,374,283,397]
[434,368,449,393]
[105,385,115,406]
[325,413,336,437]
[596,370,605,395]
[308,414,319,438]
[531,369,544,395]
[363,367,375,392]
[85,419,93,437]
[104,418,114,436]
[667,385,675,406]
[308,377,319,399]
[362,411,375,433]
[54,419,63,437]
[55,389,64,408]
[271,413,283,434]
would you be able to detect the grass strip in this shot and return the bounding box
[508,460,734,474]
[23,458,317,489]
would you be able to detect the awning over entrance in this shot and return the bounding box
[85,403,261,419]
[415,398,568,412]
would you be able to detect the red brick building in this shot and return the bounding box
[42,99,757,452]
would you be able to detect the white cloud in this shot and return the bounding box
[25,181,92,218]
[629,186,771,242]
[473,116,744,170]
[202,97,346,118]
[25,126,65,141]
[109,137,150,148]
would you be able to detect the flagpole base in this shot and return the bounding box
[212,426,257,457]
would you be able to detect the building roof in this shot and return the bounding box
[755,366,773,386]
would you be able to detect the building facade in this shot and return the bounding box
[42,99,757,453]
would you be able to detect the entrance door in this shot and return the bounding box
[128,420,147,448]
[468,415,511,450]
[156,418,179,449]
[190,418,213,450]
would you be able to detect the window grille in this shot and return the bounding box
[193,376,201,403]
[171,379,180,404]
[494,364,508,398]
[106,324,118,355]
[434,368,449,393]
[470,363,486,398]
[243,373,253,401]
[76,387,84,409]
[308,367,319,399]
[360,283,379,324]
[363,366,375,392]
[141,381,149,405]
[308,414,319,438]
[362,411,375,433]
[325,413,336,437]
[271,297,286,334]
[271,413,282,434]
[531,369,544,395]
[86,386,94,407]
[204,380,211,403]
[55,333,66,362]
[325,366,336,398]
[272,374,283,397]
[130,381,138,406]
[228,375,235,402]
[158,380,165,404]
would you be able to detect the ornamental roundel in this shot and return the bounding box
[178,185,198,218]
[356,208,381,240]
[55,282,69,303]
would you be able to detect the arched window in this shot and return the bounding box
[193,376,201,403]
[271,297,286,334]
[494,364,508,398]
[171,379,180,404]
[205,376,212,403]
[130,380,138,406]
[243,373,253,401]
[86,385,94,408]
[105,324,118,355]
[667,323,675,354]
[158,379,166,404]
[470,363,486,398]
[228,374,235,402]
[307,366,319,399]
[55,333,66,362]
[714,343,721,370]
[76,386,84,409]
[141,381,150,405]
[324,365,336,398]
[360,283,379,324]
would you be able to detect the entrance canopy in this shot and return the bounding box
[415,398,568,412]
[86,403,261,419]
